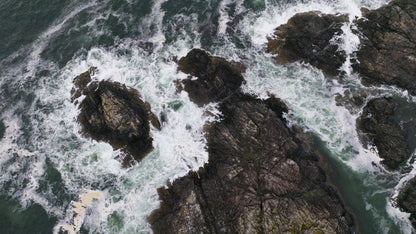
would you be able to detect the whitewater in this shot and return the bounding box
[0,0,414,233]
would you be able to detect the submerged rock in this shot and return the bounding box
[71,68,159,167]
[149,51,353,233]
[356,97,408,169]
[267,12,348,76]
[177,48,246,106]
[335,90,367,115]
[398,177,416,228]
[353,0,416,93]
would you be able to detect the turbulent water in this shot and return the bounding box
[0,0,415,233]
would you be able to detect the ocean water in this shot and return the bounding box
[0,0,415,233]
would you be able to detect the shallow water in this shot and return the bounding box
[0,0,414,233]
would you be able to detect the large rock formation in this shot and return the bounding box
[267,12,348,76]
[267,0,416,94]
[353,0,416,93]
[356,97,408,169]
[71,68,159,167]
[177,48,246,106]
[398,177,416,228]
[149,50,353,233]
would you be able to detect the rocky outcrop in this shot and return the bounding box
[267,12,348,76]
[398,177,416,228]
[71,68,159,167]
[356,97,408,169]
[177,48,246,106]
[353,0,416,93]
[149,50,353,233]
[267,0,416,94]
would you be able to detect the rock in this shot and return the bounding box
[398,177,416,228]
[149,51,353,233]
[0,120,5,140]
[71,68,159,167]
[353,0,416,93]
[177,48,246,106]
[335,90,367,114]
[356,97,408,169]
[267,12,348,76]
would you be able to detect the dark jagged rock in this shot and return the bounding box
[398,177,416,228]
[149,51,353,233]
[177,48,246,106]
[267,12,348,76]
[335,90,368,115]
[353,0,416,93]
[0,120,5,140]
[356,97,408,169]
[71,68,159,167]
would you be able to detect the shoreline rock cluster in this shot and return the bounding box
[267,0,416,228]
[67,0,415,231]
[148,49,353,233]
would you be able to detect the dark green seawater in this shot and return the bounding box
[0,0,414,233]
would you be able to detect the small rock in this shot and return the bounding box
[177,48,246,106]
[335,90,367,114]
[71,69,159,167]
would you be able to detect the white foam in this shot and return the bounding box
[332,22,361,76]
[139,0,168,50]
[217,0,244,35]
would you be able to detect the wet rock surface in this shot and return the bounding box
[353,0,416,93]
[149,51,353,233]
[177,48,246,106]
[71,68,159,167]
[335,90,367,115]
[398,177,416,228]
[356,97,408,169]
[0,120,5,140]
[267,12,348,76]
